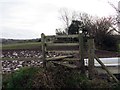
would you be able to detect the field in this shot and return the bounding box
[1,41,120,89]
[1,42,41,50]
[1,40,120,52]
[1,41,120,73]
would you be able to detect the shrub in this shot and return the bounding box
[95,35,118,51]
[32,66,90,88]
[3,67,39,90]
[3,66,120,89]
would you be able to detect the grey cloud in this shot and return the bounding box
[1,27,39,39]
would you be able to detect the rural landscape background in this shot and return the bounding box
[1,0,120,89]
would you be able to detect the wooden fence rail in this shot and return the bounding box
[94,55,119,83]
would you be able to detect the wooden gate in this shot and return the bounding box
[41,33,119,83]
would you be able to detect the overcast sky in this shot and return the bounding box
[0,0,119,39]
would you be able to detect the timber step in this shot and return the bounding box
[52,61,78,69]
[46,55,74,61]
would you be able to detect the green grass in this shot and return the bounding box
[1,42,41,50]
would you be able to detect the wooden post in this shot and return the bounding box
[95,55,119,83]
[41,33,46,69]
[88,38,95,79]
[78,33,85,74]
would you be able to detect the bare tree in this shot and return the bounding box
[108,1,120,34]
[59,8,78,34]
[108,1,120,12]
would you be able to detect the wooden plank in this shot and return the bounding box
[47,43,79,47]
[94,55,119,83]
[52,61,78,69]
[55,35,78,38]
[45,35,56,38]
[45,35,56,42]
[1,57,41,61]
[79,33,85,74]
[47,50,79,53]
[41,33,46,69]
[63,58,79,61]
[46,55,73,61]
[45,35,78,43]
[46,34,78,38]
[1,57,78,62]
[88,38,95,79]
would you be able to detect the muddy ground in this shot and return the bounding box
[1,46,120,74]
[2,45,120,58]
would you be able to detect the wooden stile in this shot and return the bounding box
[88,38,95,79]
[41,33,46,69]
[40,33,119,83]
[52,61,78,69]
[46,55,73,61]
[78,33,85,74]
